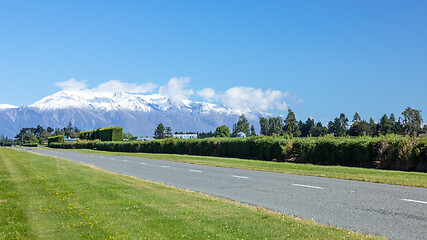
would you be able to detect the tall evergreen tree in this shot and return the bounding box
[53,128,64,136]
[328,113,348,136]
[283,108,300,137]
[259,117,269,136]
[348,120,370,136]
[352,112,361,123]
[300,118,315,137]
[378,114,392,135]
[309,122,327,137]
[368,118,378,136]
[402,106,423,136]
[154,123,165,139]
[47,127,54,135]
[165,127,173,138]
[250,125,256,136]
[232,114,250,136]
[268,117,283,136]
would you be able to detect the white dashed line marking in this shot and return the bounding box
[401,199,427,204]
[160,165,170,168]
[232,175,248,179]
[110,158,115,160]
[139,162,147,165]
[292,184,323,189]
[123,160,129,162]
[189,169,202,173]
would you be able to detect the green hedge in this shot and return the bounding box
[22,143,38,147]
[48,135,65,146]
[79,127,123,141]
[49,136,427,172]
[1,142,14,146]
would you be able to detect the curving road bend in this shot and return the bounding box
[22,148,427,240]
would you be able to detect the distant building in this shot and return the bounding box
[173,133,198,139]
[65,138,78,142]
[236,132,247,138]
[139,137,154,141]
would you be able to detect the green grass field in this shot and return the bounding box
[0,147,384,239]
[60,148,427,188]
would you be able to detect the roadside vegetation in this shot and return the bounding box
[60,148,427,188]
[0,147,384,239]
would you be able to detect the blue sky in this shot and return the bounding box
[1,0,426,123]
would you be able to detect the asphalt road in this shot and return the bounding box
[23,148,427,240]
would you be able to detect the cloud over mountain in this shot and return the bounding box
[93,80,157,94]
[55,78,87,92]
[53,77,301,114]
[158,77,194,104]
[55,79,157,94]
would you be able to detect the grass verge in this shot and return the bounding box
[59,148,426,188]
[0,147,384,239]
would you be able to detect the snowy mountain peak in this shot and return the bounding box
[29,90,235,115]
[0,91,263,137]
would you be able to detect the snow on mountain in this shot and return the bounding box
[0,90,252,137]
[0,104,18,109]
[29,91,235,115]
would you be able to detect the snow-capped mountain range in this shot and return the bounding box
[0,91,257,137]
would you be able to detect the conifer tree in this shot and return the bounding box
[154,123,165,139]
[283,108,300,137]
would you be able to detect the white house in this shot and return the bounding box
[173,133,198,139]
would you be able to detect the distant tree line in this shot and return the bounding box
[153,125,216,139]
[0,135,13,146]
[14,122,81,144]
[151,106,424,140]
[259,106,425,137]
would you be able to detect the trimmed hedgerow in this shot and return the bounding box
[22,143,38,147]
[49,135,427,172]
[79,130,94,140]
[98,127,123,141]
[48,135,64,146]
[79,127,123,141]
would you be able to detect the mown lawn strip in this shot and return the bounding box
[1,147,384,239]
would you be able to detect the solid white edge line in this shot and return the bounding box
[292,184,323,189]
[189,169,202,173]
[401,199,427,204]
[232,175,249,179]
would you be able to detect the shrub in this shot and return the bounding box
[48,135,65,146]
[22,143,38,147]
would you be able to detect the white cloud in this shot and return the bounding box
[158,77,194,104]
[55,79,157,94]
[55,78,87,92]
[218,87,289,113]
[93,80,157,94]
[197,88,216,102]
